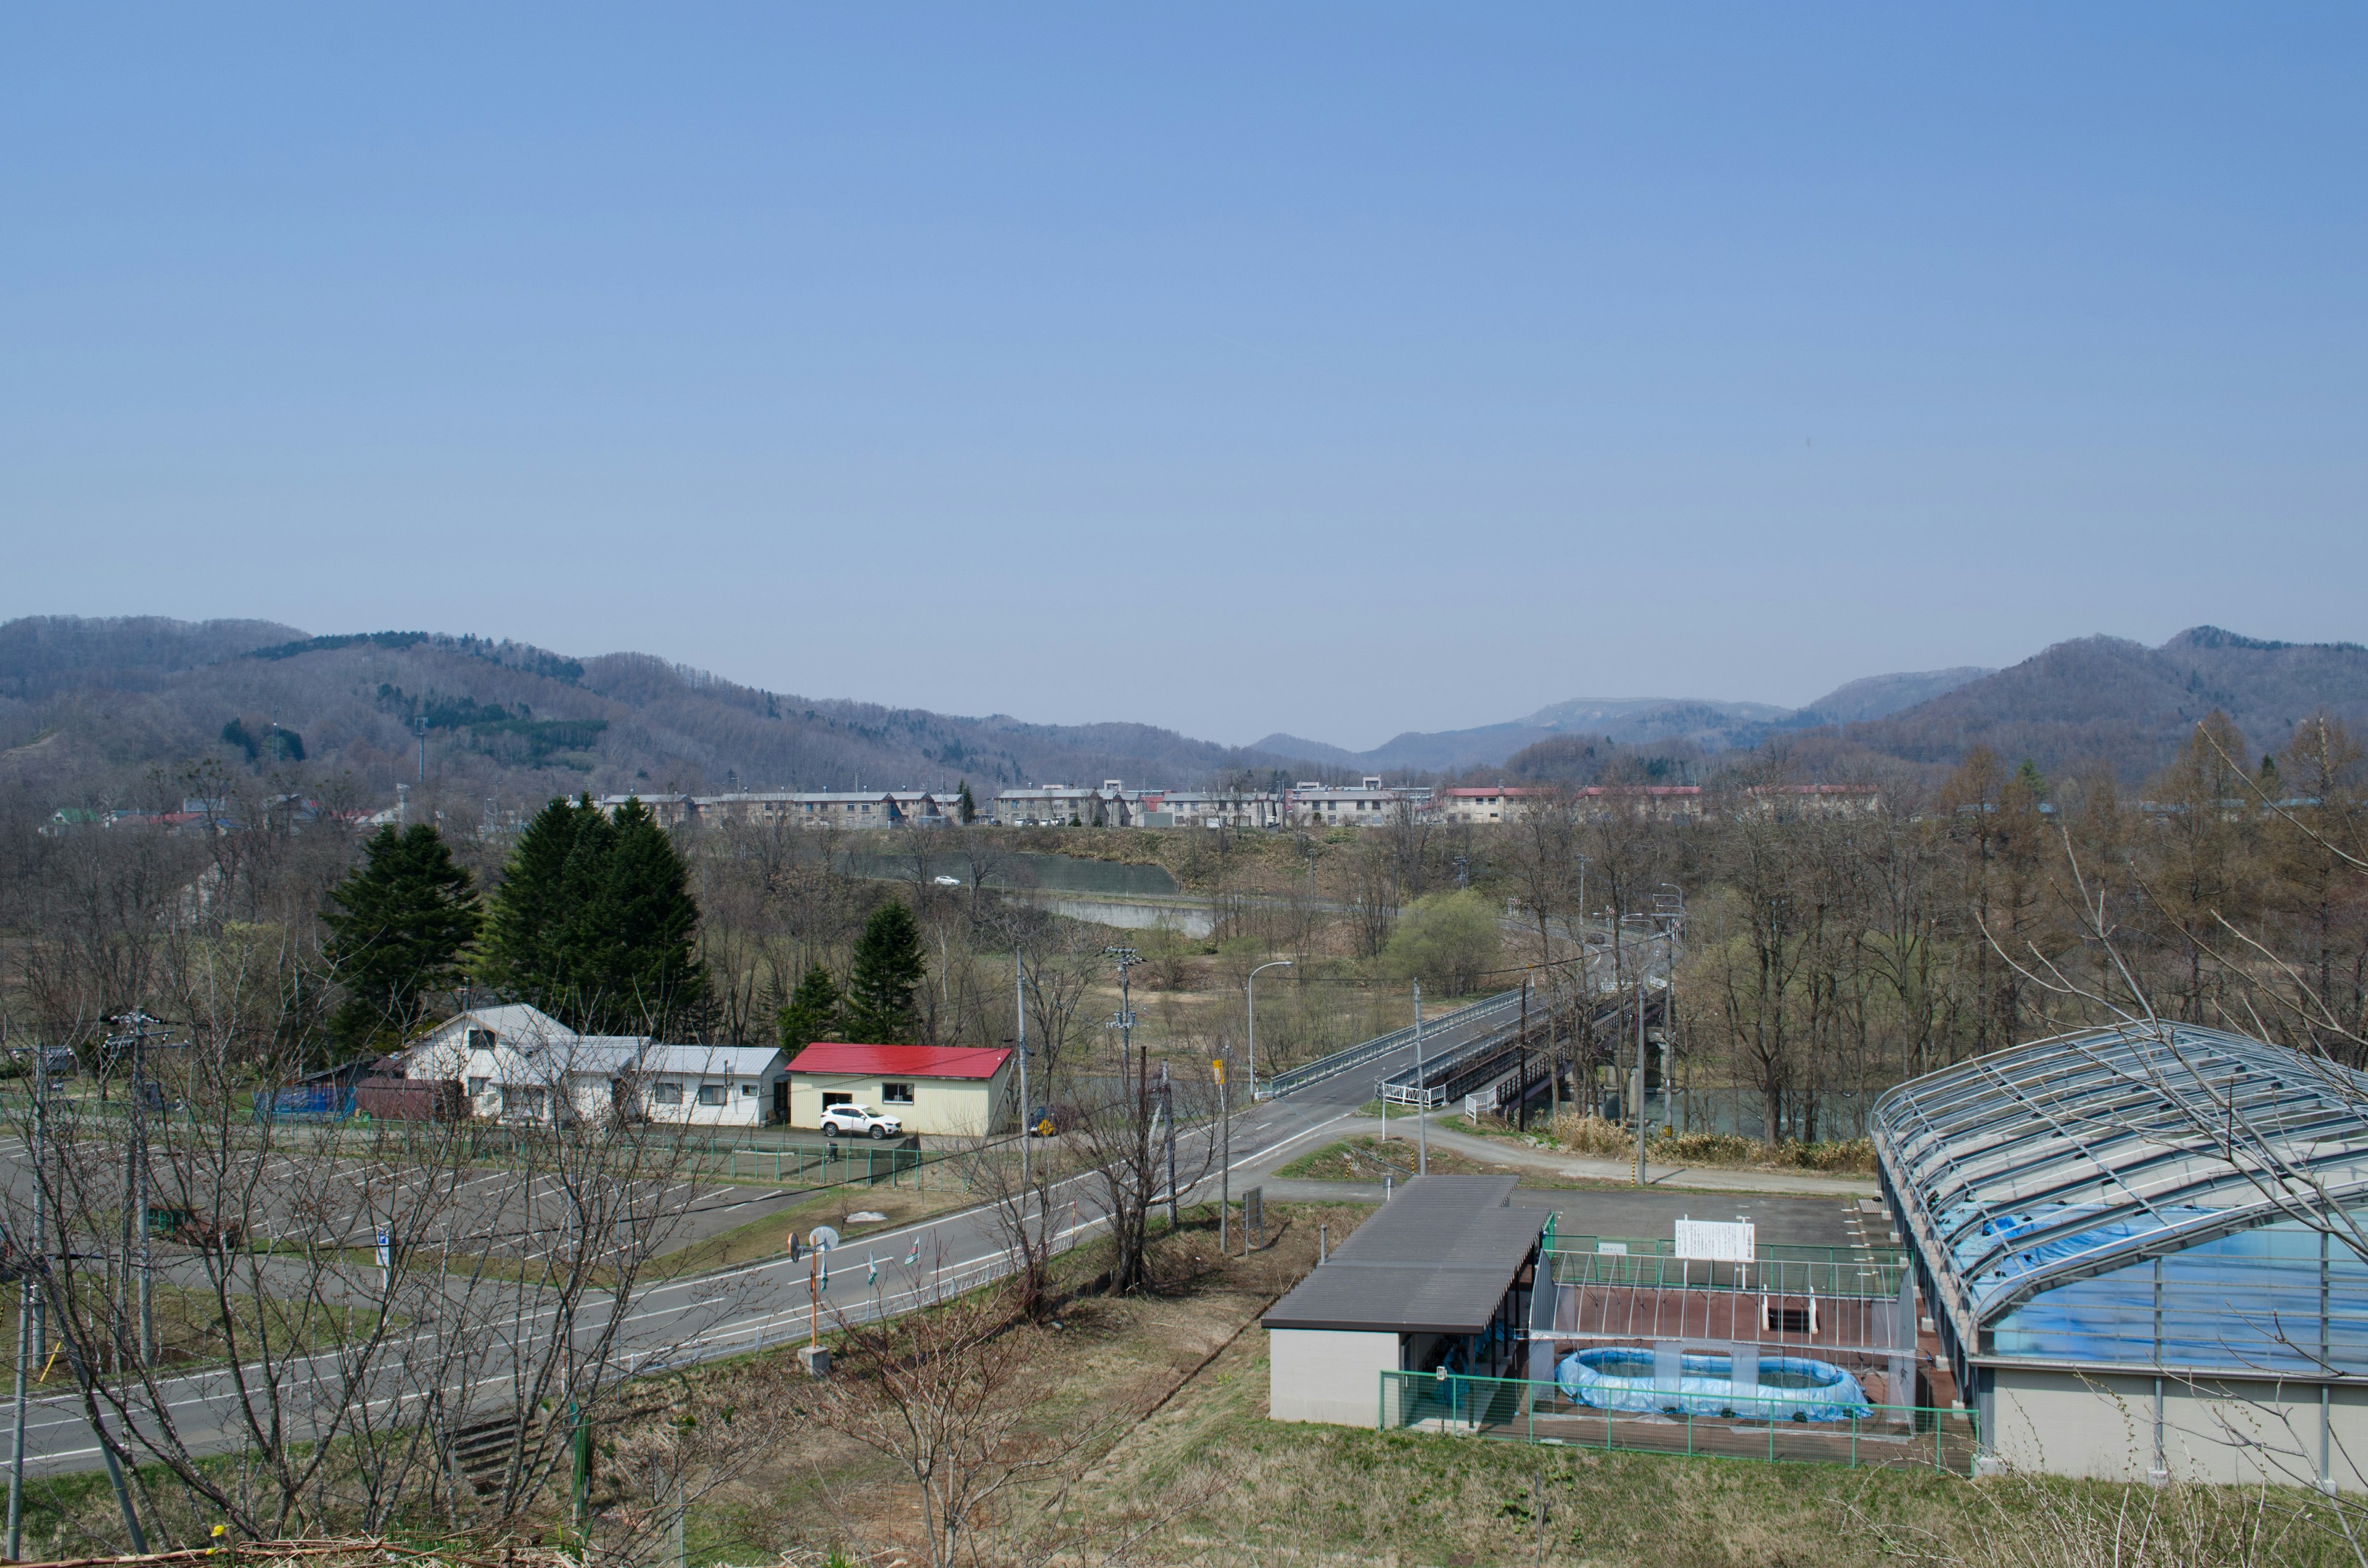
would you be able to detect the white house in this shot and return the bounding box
[637,1043,791,1128]
[401,1004,784,1129]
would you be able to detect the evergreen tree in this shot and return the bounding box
[843,900,926,1043]
[479,795,594,1006]
[776,965,844,1051]
[322,824,482,1048]
[480,794,707,1036]
[956,779,977,825]
[585,798,706,1036]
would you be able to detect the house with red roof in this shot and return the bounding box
[783,1042,1018,1137]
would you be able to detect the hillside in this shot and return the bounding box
[1844,628,2368,779]
[0,617,1322,811]
[1253,696,1793,773]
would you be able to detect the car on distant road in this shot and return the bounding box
[819,1103,903,1140]
[933,874,962,886]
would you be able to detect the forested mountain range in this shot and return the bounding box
[0,617,1322,811]
[1833,628,2368,780]
[4,615,2363,814]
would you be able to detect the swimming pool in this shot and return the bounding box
[1555,1348,1873,1421]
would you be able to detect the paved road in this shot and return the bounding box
[6,993,1828,1482]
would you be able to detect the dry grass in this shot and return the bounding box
[1542,1112,1880,1176]
[1274,1136,1505,1181]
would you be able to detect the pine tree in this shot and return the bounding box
[956,779,977,825]
[479,795,595,1008]
[480,794,707,1036]
[777,965,844,1051]
[843,900,926,1043]
[323,824,482,1048]
[586,798,706,1037]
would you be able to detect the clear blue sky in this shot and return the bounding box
[4,6,2362,750]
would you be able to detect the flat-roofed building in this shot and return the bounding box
[1264,1177,1545,1426]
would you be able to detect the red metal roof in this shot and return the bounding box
[785,1043,1014,1080]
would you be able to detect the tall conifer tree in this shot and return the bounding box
[843,901,926,1043]
[776,966,844,1051]
[323,824,482,1048]
[481,794,707,1036]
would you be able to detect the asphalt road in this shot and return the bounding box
[6,989,1827,1483]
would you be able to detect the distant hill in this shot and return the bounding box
[1844,629,2368,779]
[1789,667,1992,726]
[0,617,1325,810]
[1254,696,1793,773]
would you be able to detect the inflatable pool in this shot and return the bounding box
[1555,1348,1872,1421]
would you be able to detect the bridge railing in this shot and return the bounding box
[1256,991,1519,1100]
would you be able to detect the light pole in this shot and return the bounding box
[1245,960,1293,1101]
[1235,959,1291,1251]
[1413,980,1427,1177]
[1014,951,1030,1195]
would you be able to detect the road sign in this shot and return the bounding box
[1212,1058,1225,1085]
[374,1227,392,1270]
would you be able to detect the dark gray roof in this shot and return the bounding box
[1262,1176,1544,1335]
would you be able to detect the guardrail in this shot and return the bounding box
[1376,992,1537,1106]
[1256,991,1519,1099]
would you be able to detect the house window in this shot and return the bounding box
[881,1082,915,1104]
[822,1092,853,1109]
[741,1083,756,1096]
[469,1029,495,1051]
[652,1082,684,1106]
[467,1077,489,1098]
[697,1083,727,1106]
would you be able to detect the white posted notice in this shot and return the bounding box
[1674,1218,1756,1262]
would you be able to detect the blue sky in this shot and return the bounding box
[4,6,2362,750]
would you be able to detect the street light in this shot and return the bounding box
[1244,960,1293,1101]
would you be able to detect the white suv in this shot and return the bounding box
[819,1103,903,1140]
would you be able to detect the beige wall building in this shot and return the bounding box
[783,1042,1017,1137]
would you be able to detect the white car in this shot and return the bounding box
[820,1103,903,1140]
[933,874,962,887]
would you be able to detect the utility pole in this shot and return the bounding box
[1014,950,1030,1197]
[1633,948,1648,1186]
[1160,1060,1177,1229]
[416,713,427,781]
[1104,947,1140,1078]
[1217,1052,1230,1252]
[1413,981,1427,1178]
[1518,976,1530,1133]
[7,1053,51,1559]
[106,1012,163,1366]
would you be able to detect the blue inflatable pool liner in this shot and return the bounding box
[1555,1347,1873,1421]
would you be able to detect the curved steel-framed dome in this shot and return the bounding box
[1872,1023,2368,1382]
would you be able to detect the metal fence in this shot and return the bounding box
[1544,1237,1908,1300]
[1378,1370,1978,1474]
[1258,991,1521,1100]
[463,1127,958,1189]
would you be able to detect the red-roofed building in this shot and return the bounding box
[783,1043,1018,1137]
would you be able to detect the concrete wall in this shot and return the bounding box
[1989,1368,2368,1493]
[1268,1329,1400,1427]
[789,1065,1013,1136]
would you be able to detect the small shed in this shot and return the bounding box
[783,1043,1016,1137]
[1263,1176,1544,1426]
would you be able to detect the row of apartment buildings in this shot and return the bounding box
[598,778,1880,831]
